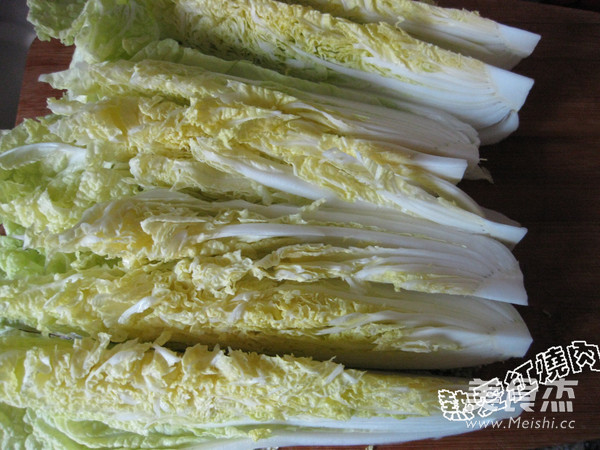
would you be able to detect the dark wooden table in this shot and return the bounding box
[16,1,600,448]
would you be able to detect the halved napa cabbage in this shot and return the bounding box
[0,238,531,369]
[279,0,540,69]
[32,94,526,244]
[25,189,527,304]
[0,328,523,448]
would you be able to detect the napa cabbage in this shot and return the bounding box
[25,189,526,304]
[279,0,541,69]
[27,0,535,143]
[0,329,523,448]
[0,0,538,447]
[25,94,525,244]
[43,59,482,180]
[0,242,531,370]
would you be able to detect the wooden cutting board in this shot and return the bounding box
[15,0,600,448]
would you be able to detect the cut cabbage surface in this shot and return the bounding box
[0,329,523,448]
[24,189,527,304]
[0,238,531,369]
[0,93,526,244]
[280,0,541,69]
[44,59,483,180]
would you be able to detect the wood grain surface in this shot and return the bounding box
[15,0,600,448]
